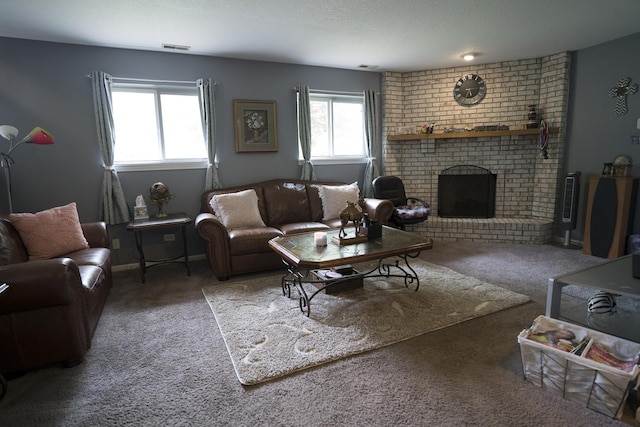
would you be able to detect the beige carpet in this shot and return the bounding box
[202,259,530,385]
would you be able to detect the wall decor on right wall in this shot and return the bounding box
[608,77,637,115]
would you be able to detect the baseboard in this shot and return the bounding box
[551,236,584,250]
[112,253,207,272]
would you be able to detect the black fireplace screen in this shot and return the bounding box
[438,165,496,218]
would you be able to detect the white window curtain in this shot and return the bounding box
[197,78,221,191]
[297,85,316,180]
[90,71,130,224]
[362,90,381,197]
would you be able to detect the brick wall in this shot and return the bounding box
[382,53,571,243]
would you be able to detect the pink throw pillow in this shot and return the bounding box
[9,202,89,261]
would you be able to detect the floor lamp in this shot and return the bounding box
[0,125,55,213]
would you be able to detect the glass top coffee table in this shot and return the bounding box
[546,255,640,343]
[268,226,433,316]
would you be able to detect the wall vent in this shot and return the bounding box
[162,43,191,51]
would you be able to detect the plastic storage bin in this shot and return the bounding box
[518,315,640,419]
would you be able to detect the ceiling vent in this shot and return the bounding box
[162,43,190,51]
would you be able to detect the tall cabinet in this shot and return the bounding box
[583,176,638,258]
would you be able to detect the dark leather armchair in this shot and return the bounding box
[372,176,430,230]
[0,219,112,375]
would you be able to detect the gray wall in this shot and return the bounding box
[2,32,639,266]
[0,37,381,265]
[565,32,640,242]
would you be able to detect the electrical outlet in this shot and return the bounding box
[112,238,120,250]
[164,234,175,242]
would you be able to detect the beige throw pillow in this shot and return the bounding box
[9,202,89,261]
[210,189,266,230]
[318,182,360,220]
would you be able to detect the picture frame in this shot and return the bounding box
[233,99,278,152]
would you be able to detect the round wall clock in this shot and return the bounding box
[453,74,487,106]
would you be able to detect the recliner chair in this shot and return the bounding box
[372,176,430,230]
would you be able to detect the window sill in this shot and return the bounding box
[115,160,210,172]
[298,157,368,166]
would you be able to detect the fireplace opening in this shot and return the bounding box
[438,165,497,218]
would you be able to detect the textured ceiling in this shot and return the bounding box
[1,0,639,72]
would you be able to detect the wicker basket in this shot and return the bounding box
[518,315,640,419]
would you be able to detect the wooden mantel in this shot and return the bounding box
[387,127,560,141]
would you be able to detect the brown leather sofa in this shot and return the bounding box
[0,219,112,375]
[196,179,394,280]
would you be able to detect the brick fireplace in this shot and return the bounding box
[382,53,571,244]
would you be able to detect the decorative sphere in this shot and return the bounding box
[150,182,172,203]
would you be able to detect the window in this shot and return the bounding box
[111,82,207,171]
[302,92,366,163]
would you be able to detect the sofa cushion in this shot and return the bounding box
[318,182,360,220]
[0,219,29,265]
[8,202,89,261]
[210,189,266,230]
[279,222,330,235]
[263,182,311,225]
[66,247,112,268]
[0,221,13,265]
[307,184,325,222]
[322,218,345,229]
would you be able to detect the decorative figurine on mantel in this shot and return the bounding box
[149,182,173,217]
[526,105,539,129]
[421,123,435,134]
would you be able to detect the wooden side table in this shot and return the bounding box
[127,213,192,283]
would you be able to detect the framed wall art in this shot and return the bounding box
[233,99,278,152]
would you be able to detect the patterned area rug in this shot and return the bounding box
[202,260,530,385]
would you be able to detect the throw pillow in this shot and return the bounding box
[8,202,89,261]
[210,189,266,230]
[318,182,360,220]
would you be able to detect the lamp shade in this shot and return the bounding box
[0,124,55,213]
[0,125,55,156]
[23,127,55,145]
[0,125,19,141]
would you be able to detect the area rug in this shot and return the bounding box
[202,260,530,385]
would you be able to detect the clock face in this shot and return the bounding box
[454,74,487,106]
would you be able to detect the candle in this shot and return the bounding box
[314,231,327,247]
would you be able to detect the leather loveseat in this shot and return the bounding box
[0,216,112,375]
[195,179,394,280]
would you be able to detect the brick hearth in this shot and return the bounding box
[425,217,553,244]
